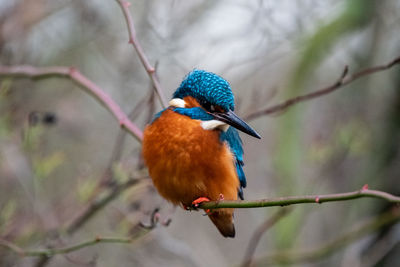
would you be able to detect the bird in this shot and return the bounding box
[142,70,260,238]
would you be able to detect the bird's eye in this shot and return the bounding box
[200,100,211,111]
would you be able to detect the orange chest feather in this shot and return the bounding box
[142,109,239,205]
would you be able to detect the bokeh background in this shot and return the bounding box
[1,0,400,266]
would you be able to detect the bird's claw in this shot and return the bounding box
[192,197,211,208]
[191,197,211,214]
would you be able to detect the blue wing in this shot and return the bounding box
[220,127,246,200]
[159,107,247,199]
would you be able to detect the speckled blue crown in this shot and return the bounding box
[173,70,235,111]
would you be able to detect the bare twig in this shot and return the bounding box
[139,208,172,229]
[254,207,400,265]
[241,208,292,267]
[360,227,400,267]
[0,236,132,257]
[0,65,143,142]
[93,90,154,193]
[115,0,168,108]
[66,177,145,234]
[244,56,400,121]
[34,177,147,267]
[0,238,25,255]
[198,186,400,210]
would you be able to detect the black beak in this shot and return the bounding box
[212,110,261,139]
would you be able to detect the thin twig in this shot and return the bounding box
[198,186,400,210]
[0,236,132,257]
[244,55,400,121]
[93,90,153,193]
[0,239,25,255]
[66,177,144,234]
[34,177,147,266]
[139,208,172,229]
[241,208,292,267]
[115,0,168,108]
[0,65,143,142]
[254,207,400,265]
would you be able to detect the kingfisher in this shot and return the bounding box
[142,70,260,238]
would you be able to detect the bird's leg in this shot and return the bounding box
[191,197,211,214]
[192,197,210,208]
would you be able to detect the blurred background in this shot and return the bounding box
[1,0,400,266]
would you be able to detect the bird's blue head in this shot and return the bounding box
[173,70,235,112]
[171,70,261,139]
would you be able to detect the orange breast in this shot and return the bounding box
[142,109,239,206]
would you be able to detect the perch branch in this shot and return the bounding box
[244,55,400,121]
[197,186,400,209]
[0,65,143,142]
[115,0,168,108]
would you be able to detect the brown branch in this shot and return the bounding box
[0,236,132,257]
[254,206,400,265]
[66,177,145,234]
[32,177,147,267]
[241,208,292,267]
[244,55,400,121]
[115,0,168,108]
[93,90,154,194]
[0,65,143,142]
[198,186,400,209]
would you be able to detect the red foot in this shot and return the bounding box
[192,197,210,207]
[192,197,211,213]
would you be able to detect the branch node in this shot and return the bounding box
[362,184,369,191]
[68,67,77,75]
[123,1,131,7]
[128,38,134,44]
[315,196,320,203]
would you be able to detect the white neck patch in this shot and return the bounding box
[201,120,230,132]
[169,98,186,108]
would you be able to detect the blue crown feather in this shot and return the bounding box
[173,70,235,112]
